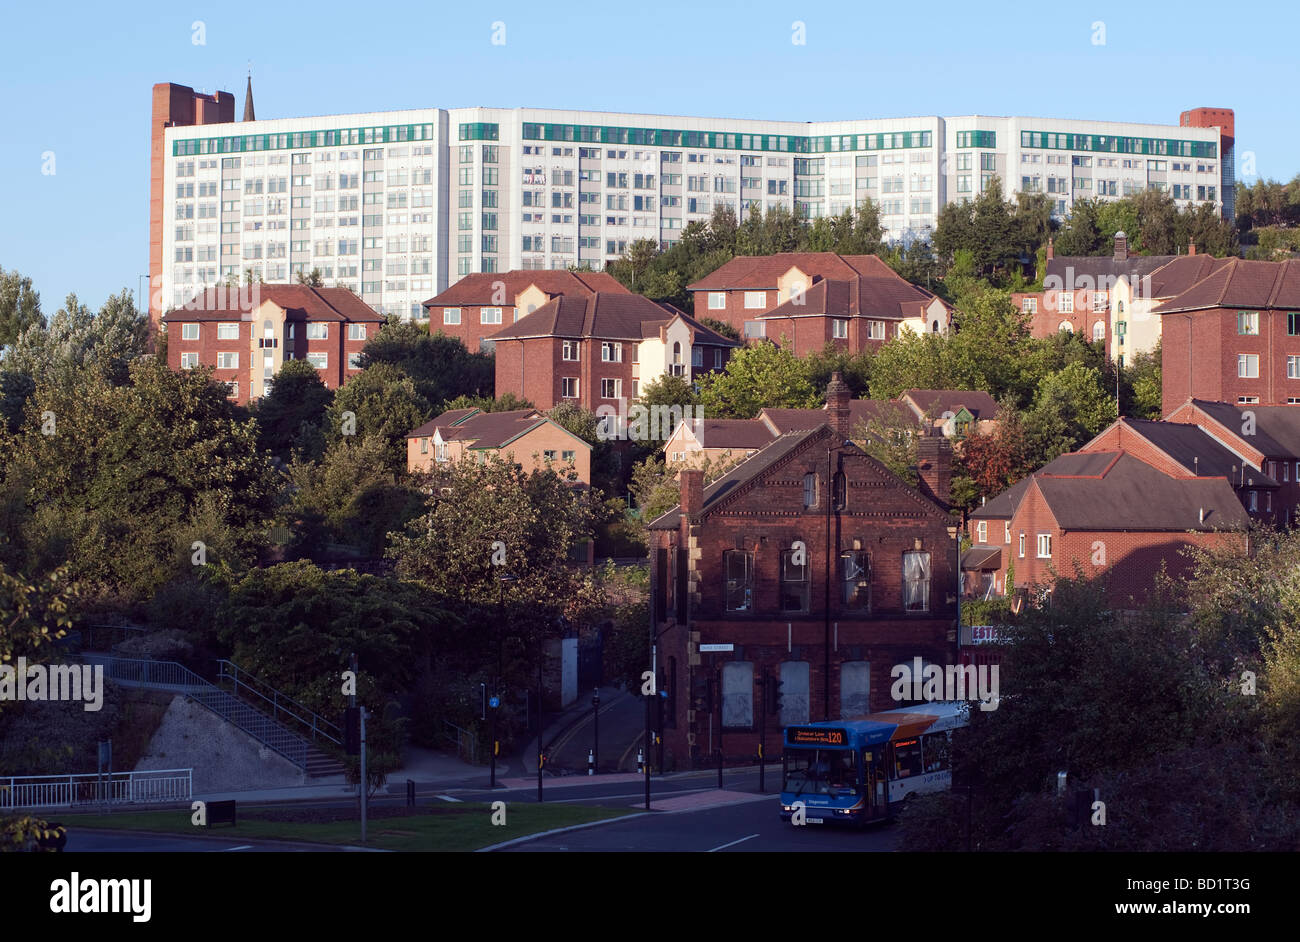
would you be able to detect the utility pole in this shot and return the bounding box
[758,674,766,792]
[359,706,367,844]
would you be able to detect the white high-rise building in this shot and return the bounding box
[153,85,1229,323]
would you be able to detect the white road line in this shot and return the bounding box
[223,845,254,852]
[706,833,759,853]
[437,794,464,802]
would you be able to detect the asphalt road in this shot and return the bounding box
[63,831,344,852]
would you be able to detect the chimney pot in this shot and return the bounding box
[915,434,953,508]
[1113,231,1128,262]
[1188,239,1197,256]
[824,371,851,440]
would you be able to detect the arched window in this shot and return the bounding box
[1093,320,1106,342]
[1059,321,1073,333]
[672,341,682,364]
[931,319,940,332]
[1117,301,1125,314]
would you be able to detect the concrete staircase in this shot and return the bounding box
[80,654,345,778]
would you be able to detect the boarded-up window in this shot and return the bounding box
[721,662,754,728]
[840,661,870,718]
[780,661,810,726]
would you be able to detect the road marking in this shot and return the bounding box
[707,833,759,852]
[437,794,464,802]
[223,845,254,852]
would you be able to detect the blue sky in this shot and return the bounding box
[1,0,1297,313]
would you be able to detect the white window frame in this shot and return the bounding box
[601,342,622,363]
[444,307,461,325]
[181,323,200,341]
[1059,292,1074,314]
[976,521,987,543]
[832,319,848,339]
[348,324,367,341]
[481,307,503,324]
[216,352,239,369]
[1037,533,1052,558]
[1022,297,1037,314]
[562,377,579,399]
[347,352,362,370]
[1288,356,1300,380]
[307,352,328,369]
[600,378,621,399]
[180,351,199,369]
[1238,354,1259,378]
[743,291,766,310]
[708,292,726,310]
[216,322,240,340]
[562,341,580,362]
[306,323,329,340]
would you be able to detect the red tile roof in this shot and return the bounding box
[685,419,777,450]
[902,389,1001,421]
[162,284,385,323]
[1152,259,1300,314]
[1145,255,1233,299]
[422,269,629,307]
[486,293,741,345]
[686,252,902,291]
[406,408,564,450]
[756,271,945,321]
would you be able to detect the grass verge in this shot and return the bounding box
[59,802,632,852]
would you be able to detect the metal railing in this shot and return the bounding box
[216,660,342,747]
[79,654,311,770]
[443,720,478,765]
[0,769,192,810]
[68,624,147,654]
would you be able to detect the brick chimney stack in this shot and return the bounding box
[1113,231,1129,262]
[679,468,705,518]
[824,371,851,440]
[1188,239,1197,256]
[915,433,953,508]
[1046,237,1054,261]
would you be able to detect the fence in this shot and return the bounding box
[0,769,193,810]
[216,660,342,747]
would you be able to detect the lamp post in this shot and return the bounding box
[492,573,517,790]
[591,688,600,774]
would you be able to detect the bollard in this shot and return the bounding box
[717,749,724,789]
[636,748,644,774]
[406,779,415,808]
[587,749,595,775]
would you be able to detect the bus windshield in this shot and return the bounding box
[783,749,858,795]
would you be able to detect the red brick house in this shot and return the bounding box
[646,374,960,768]
[489,293,739,412]
[422,269,629,353]
[1153,258,1300,413]
[406,407,593,485]
[161,283,385,404]
[967,436,1251,608]
[686,252,950,355]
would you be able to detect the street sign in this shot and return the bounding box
[489,696,500,708]
[699,643,734,652]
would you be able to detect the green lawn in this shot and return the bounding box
[60,802,634,852]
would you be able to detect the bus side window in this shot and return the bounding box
[893,738,922,779]
[922,731,951,772]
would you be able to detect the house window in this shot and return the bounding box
[1284,463,1290,483]
[1037,533,1052,558]
[833,471,846,510]
[976,521,987,543]
[780,549,810,612]
[841,552,870,611]
[724,550,754,612]
[832,319,848,339]
[562,341,580,361]
[561,377,579,398]
[444,308,461,325]
[1092,292,1107,312]
[481,307,502,324]
[802,472,818,508]
[721,661,754,728]
[708,292,726,310]
[225,382,238,398]
[419,437,428,455]
[347,352,362,370]
[217,322,239,340]
[743,291,766,309]
[348,324,367,341]
[1288,356,1300,380]
[1022,298,1037,314]
[779,661,810,726]
[1238,354,1260,378]
[1059,321,1074,333]
[562,450,576,462]
[1093,321,1106,342]
[714,349,723,368]
[306,323,328,340]
[1238,311,1259,335]
[216,352,238,369]
[307,352,328,369]
[1018,532,1025,558]
[181,323,200,341]
[1005,522,1012,544]
[1267,491,1273,512]
[543,450,557,460]
[600,378,621,399]
[692,347,703,367]
[1249,491,1258,512]
[435,442,448,463]
[601,342,622,362]
[867,320,887,340]
[1059,292,1074,314]
[1289,313,1300,336]
[180,351,199,369]
[903,551,931,612]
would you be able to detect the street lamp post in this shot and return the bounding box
[592,688,600,774]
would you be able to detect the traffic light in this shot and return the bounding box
[766,677,784,716]
[344,706,361,756]
[695,673,714,714]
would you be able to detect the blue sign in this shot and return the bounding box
[489,696,500,708]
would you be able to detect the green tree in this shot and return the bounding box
[326,361,429,473]
[254,358,333,462]
[360,320,493,409]
[695,342,819,418]
[0,268,42,349]
[1030,360,1117,453]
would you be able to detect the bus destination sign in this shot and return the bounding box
[787,727,848,746]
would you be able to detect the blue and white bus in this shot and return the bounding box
[779,701,968,826]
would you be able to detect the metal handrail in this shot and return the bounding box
[0,769,192,809]
[443,719,478,765]
[216,660,342,746]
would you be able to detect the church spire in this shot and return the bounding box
[242,72,255,121]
